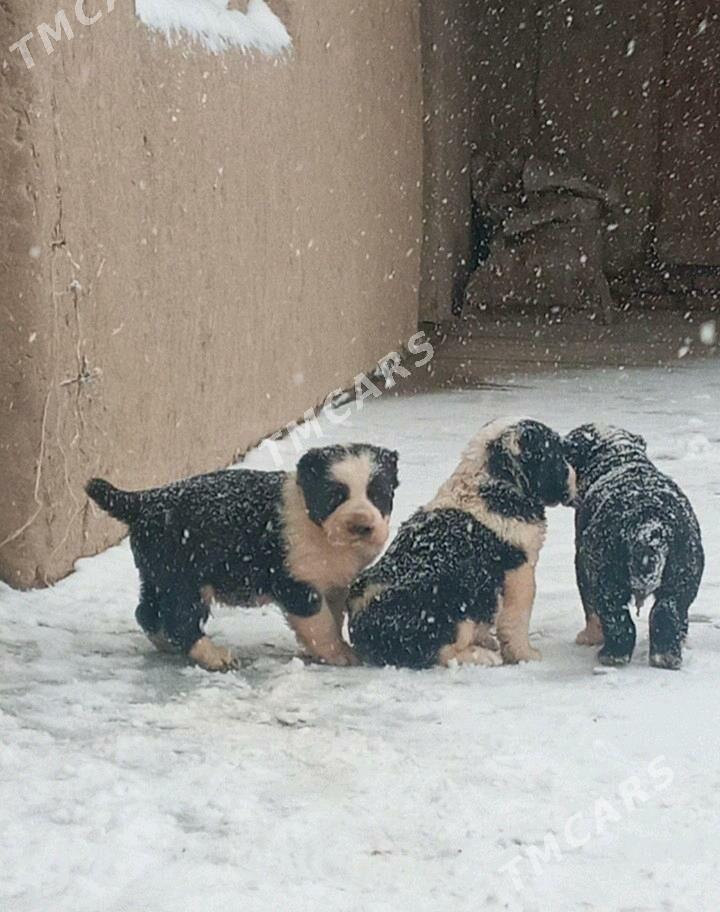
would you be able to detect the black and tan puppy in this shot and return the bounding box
[87,444,399,670]
[564,423,704,669]
[347,419,575,669]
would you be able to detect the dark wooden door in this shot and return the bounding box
[657,4,720,265]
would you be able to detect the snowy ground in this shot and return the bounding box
[2,361,719,912]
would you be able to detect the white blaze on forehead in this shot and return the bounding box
[330,451,375,500]
[567,465,577,501]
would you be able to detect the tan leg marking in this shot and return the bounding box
[497,563,541,663]
[438,619,502,667]
[325,587,349,636]
[473,622,500,652]
[188,636,238,672]
[576,613,605,646]
[286,601,359,666]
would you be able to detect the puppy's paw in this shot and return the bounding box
[439,644,503,667]
[501,643,542,664]
[147,632,177,654]
[474,629,500,651]
[312,641,360,667]
[575,614,604,646]
[188,637,238,672]
[597,648,631,667]
[650,651,682,670]
[462,646,503,667]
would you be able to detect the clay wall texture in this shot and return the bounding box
[0,1,423,587]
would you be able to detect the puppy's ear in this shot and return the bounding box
[296,448,327,491]
[562,427,594,469]
[486,433,526,487]
[366,447,400,517]
[374,447,400,489]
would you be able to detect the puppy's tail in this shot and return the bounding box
[629,519,669,602]
[86,478,141,524]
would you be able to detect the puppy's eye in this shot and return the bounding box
[367,476,394,516]
[325,482,349,514]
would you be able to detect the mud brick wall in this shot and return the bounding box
[0,1,423,587]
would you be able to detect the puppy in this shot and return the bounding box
[564,424,704,669]
[86,444,399,670]
[347,419,575,668]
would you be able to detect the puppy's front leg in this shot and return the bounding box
[286,600,359,667]
[325,586,349,636]
[497,562,541,663]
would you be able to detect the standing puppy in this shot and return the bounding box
[87,444,399,670]
[564,424,704,669]
[348,419,575,669]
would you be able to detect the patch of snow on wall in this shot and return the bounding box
[135,0,291,56]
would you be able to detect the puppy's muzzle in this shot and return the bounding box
[345,512,378,538]
[342,512,389,548]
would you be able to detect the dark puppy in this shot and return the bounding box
[348,419,575,669]
[564,423,704,669]
[87,444,399,670]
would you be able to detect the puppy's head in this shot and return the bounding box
[296,444,399,551]
[486,419,575,506]
[563,423,647,478]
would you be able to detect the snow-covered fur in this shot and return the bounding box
[564,423,704,669]
[348,419,575,669]
[86,444,399,670]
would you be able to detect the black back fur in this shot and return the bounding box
[348,419,573,668]
[86,444,398,655]
[564,423,704,669]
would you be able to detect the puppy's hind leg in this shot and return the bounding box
[135,580,176,654]
[160,583,237,672]
[649,592,689,670]
[497,563,541,663]
[575,558,605,646]
[595,581,635,667]
[438,620,502,667]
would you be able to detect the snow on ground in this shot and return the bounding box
[2,361,719,912]
[135,0,291,56]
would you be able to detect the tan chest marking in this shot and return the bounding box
[427,474,546,565]
[425,419,547,565]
